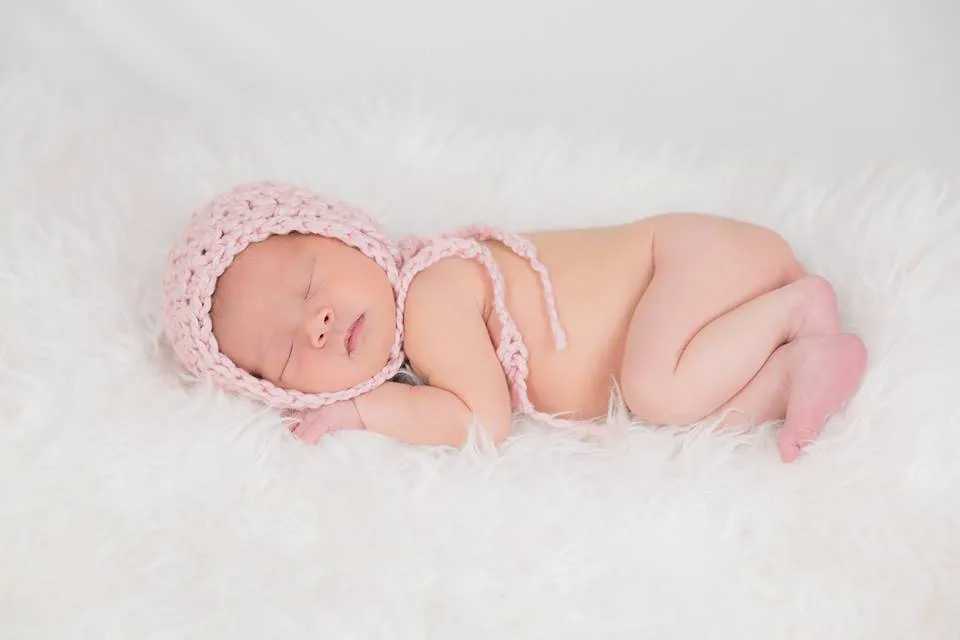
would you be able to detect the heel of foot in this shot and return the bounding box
[791,275,841,337]
[778,333,868,462]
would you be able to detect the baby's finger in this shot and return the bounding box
[291,418,326,445]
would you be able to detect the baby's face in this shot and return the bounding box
[211,232,396,395]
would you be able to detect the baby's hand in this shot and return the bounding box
[288,400,365,444]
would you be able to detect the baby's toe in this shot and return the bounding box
[777,429,809,463]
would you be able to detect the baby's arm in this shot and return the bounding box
[352,382,480,446]
[289,384,470,445]
[358,260,513,446]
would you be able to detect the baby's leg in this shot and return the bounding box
[619,214,866,458]
[709,333,866,462]
[620,213,811,423]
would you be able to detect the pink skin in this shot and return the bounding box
[777,334,867,461]
[707,275,868,461]
[771,276,867,460]
[210,232,396,399]
[210,232,865,460]
[289,396,365,443]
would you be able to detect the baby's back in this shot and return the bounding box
[486,220,656,418]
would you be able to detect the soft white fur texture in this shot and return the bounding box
[2,77,960,639]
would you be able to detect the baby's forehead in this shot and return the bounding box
[240,232,302,257]
[217,232,329,307]
[213,236,292,303]
[222,233,302,275]
[212,230,346,304]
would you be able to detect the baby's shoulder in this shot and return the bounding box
[405,256,488,320]
[402,257,490,372]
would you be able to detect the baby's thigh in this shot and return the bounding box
[624,214,805,365]
[653,213,803,297]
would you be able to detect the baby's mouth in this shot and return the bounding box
[344,313,365,355]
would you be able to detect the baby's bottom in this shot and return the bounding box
[619,214,867,462]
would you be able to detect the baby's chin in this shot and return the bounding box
[289,357,391,396]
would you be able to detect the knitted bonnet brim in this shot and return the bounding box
[161,181,406,410]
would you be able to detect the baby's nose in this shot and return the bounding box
[308,306,335,349]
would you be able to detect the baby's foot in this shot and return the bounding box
[778,333,867,462]
[788,275,841,338]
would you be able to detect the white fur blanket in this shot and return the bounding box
[2,74,959,640]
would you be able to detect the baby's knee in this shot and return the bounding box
[761,227,806,282]
[619,364,709,425]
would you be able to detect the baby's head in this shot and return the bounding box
[211,229,398,394]
[162,181,406,410]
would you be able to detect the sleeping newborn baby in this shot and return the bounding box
[162,181,867,463]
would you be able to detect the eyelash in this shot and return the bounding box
[282,259,316,380]
[304,260,316,299]
[279,343,294,381]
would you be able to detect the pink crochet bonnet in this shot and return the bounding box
[161,180,407,410]
[162,180,568,416]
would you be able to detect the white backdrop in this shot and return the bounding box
[3,2,960,638]
[4,0,959,171]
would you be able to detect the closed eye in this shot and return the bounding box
[278,342,294,382]
[304,257,316,299]
[281,257,314,381]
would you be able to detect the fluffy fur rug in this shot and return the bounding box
[2,77,959,639]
